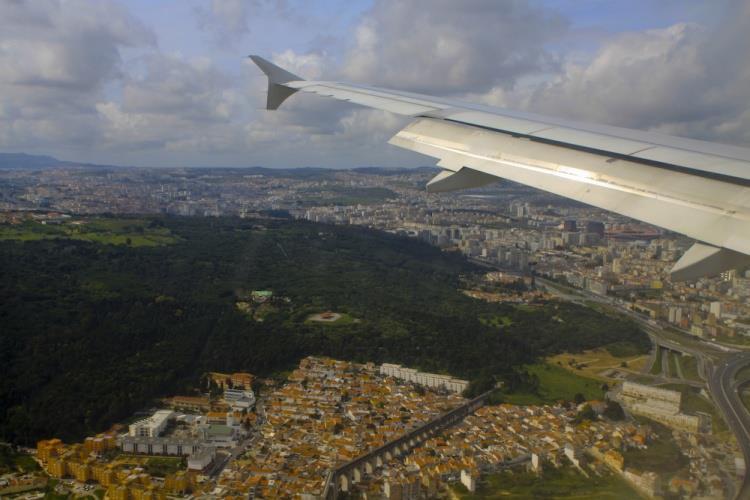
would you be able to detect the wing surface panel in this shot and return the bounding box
[284,78,750,182]
[389,118,750,257]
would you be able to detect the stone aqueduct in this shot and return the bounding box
[321,391,491,499]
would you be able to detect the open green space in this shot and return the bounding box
[678,355,702,381]
[0,216,649,444]
[41,479,69,500]
[452,466,636,499]
[650,347,663,375]
[604,340,644,358]
[661,384,712,412]
[0,218,178,247]
[668,351,679,378]
[661,383,726,434]
[0,444,40,473]
[740,385,750,414]
[736,365,750,385]
[144,456,184,477]
[298,186,398,206]
[629,375,658,385]
[479,314,513,328]
[502,363,605,405]
[623,421,689,475]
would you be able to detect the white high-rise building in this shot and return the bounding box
[709,301,723,318]
[128,410,175,438]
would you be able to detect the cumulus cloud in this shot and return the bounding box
[0,0,154,151]
[195,0,303,46]
[97,54,246,151]
[195,0,253,43]
[515,2,750,146]
[340,0,567,94]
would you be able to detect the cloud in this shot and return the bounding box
[515,2,750,145]
[0,0,154,151]
[195,0,305,47]
[195,0,254,44]
[97,54,248,152]
[340,0,567,94]
[121,55,235,122]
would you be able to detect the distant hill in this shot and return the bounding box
[0,156,436,175]
[0,153,123,170]
[183,166,338,179]
[184,166,438,178]
[0,153,69,169]
[352,166,437,176]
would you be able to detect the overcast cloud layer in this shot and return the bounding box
[0,0,748,167]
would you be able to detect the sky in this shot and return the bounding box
[0,0,748,168]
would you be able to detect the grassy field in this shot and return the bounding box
[740,386,750,414]
[43,479,70,500]
[650,347,663,375]
[298,186,398,206]
[546,348,649,384]
[629,374,659,385]
[736,365,750,385]
[479,314,513,328]
[503,363,605,405]
[0,444,40,473]
[623,421,689,475]
[0,218,178,247]
[678,355,702,381]
[669,351,682,378]
[144,456,184,477]
[113,454,184,477]
[660,383,727,434]
[452,466,637,499]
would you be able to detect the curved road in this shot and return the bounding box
[708,354,750,500]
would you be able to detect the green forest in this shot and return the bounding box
[0,216,649,444]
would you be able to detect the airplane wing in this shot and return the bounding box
[249,55,750,281]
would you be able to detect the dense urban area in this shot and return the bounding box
[2,157,750,499]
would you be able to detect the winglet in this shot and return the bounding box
[248,55,304,110]
[670,242,750,281]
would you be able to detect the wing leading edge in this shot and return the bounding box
[249,55,750,280]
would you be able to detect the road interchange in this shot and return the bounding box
[536,276,750,499]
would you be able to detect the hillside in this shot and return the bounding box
[0,153,68,169]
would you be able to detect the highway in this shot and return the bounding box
[537,276,750,499]
[708,354,750,500]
